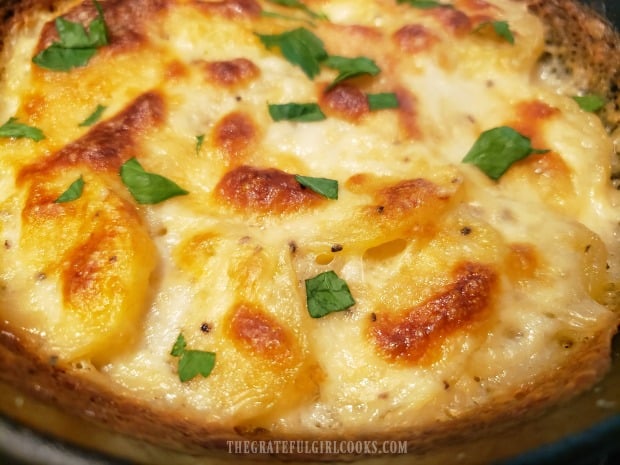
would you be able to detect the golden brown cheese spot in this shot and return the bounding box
[393,24,439,54]
[427,7,472,37]
[338,172,463,252]
[228,303,294,362]
[503,151,576,215]
[55,91,165,171]
[515,151,572,179]
[502,101,573,187]
[201,58,260,87]
[174,232,220,275]
[212,111,257,163]
[372,178,451,219]
[504,242,539,281]
[394,88,422,140]
[194,0,261,18]
[21,94,47,122]
[512,100,560,146]
[63,232,113,304]
[319,84,370,122]
[344,173,373,194]
[370,262,497,363]
[342,176,462,248]
[165,60,190,80]
[37,0,167,53]
[21,180,69,224]
[214,166,324,214]
[20,92,165,179]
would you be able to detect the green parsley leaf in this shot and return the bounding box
[54,175,84,203]
[396,0,451,9]
[170,333,187,357]
[462,126,549,180]
[295,175,338,199]
[0,117,45,141]
[324,56,380,88]
[177,350,216,383]
[265,0,328,20]
[474,20,515,44]
[33,47,98,71]
[490,21,514,44]
[305,270,355,318]
[367,93,399,111]
[257,28,327,79]
[120,158,189,204]
[195,134,205,155]
[79,104,106,127]
[170,333,216,382]
[268,103,326,122]
[573,94,606,113]
[32,0,109,71]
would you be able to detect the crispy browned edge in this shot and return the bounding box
[0,0,618,461]
[527,0,620,132]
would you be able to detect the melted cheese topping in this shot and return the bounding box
[0,0,618,439]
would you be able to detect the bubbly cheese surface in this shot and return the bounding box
[0,0,618,441]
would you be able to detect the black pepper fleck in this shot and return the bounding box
[460,226,472,236]
[376,205,384,214]
[289,241,298,253]
[370,312,377,322]
[200,323,211,333]
[331,244,343,252]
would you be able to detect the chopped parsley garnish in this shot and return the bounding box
[0,117,45,141]
[170,333,216,383]
[324,55,380,88]
[265,0,328,20]
[367,92,399,111]
[79,104,106,127]
[268,102,326,122]
[170,333,187,357]
[195,134,205,155]
[120,158,189,204]
[305,271,355,318]
[32,0,109,71]
[295,175,338,199]
[54,175,84,203]
[462,126,548,180]
[573,94,606,113]
[256,27,327,79]
[474,21,515,44]
[396,0,452,9]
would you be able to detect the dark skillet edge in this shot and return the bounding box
[495,332,620,465]
[0,1,619,464]
[0,412,133,465]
